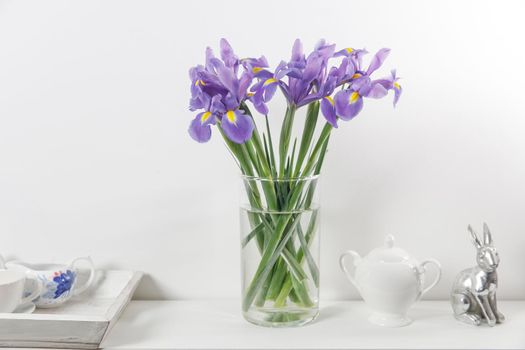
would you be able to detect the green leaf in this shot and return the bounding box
[281,248,307,281]
[296,222,319,287]
[301,122,333,176]
[243,141,261,176]
[241,222,265,248]
[314,133,330,175]
[278,105,296,178]
[262,133,272,171]
[288,138,297,179]
[218,125,253,176]
[294,101,319,177]
[265,116,278,179]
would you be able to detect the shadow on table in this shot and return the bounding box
[316,303,347,322]
[100,273,170,347]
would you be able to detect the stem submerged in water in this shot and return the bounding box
[226,102,332,320]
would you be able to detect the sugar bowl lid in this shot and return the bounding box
[365,235,416,264]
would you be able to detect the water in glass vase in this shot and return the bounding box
[240,176,320,327]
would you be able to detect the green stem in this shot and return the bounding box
[254,266,273,307]
[269,126,331,305]
[274,211,319,306]
[265,258,287,300]
[296,221,319,287]
[243,207,312,306]
[242,212,301,311]
[229,103,333,313]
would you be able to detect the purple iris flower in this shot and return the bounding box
[187,39,401,144]
[333,79,389,121]
[250,61,292,114]
[241,56,272,79]
[373,69,403,106]
[317,60,354,127]
[334,47,368,67]
[331,48,395,121]
[286,40,336,107]
[188,39,257,144]
[248,39,337,110]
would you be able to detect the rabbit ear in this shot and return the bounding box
[468,225,483,248]
[483,222,493,246]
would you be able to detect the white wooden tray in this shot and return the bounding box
[0,270,143,349]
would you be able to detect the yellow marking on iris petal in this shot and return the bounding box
[349,91,360,104]
[247,92,254,97]
[263,78,277,86]
[394,82,401,89]
[351,73,362,79]
[346,48,354,54]
[226,110,236,123]
[252,67,263,74]
[194,79,205,86]
[200,111,212,123]
[325,96,334,106]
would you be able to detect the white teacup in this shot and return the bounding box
[0,269,42,313]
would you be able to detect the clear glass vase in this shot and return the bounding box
[240,175,320,327]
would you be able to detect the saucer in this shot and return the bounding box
[13,302,36,314]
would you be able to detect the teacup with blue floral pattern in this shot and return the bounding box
[6,257,95,308]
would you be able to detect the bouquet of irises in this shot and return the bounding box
[188,39,401,325]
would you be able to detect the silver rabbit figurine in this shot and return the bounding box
[451,223,504,326]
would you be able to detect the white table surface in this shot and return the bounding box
[101,300,525,349]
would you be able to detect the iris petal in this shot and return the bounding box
[366,48,390,75]
[263,82,278,102]
[220,38,237,68]
[365,83,389,99]
[189,112,212,143]
[251,90,269,115]
[321,97,338,128]
[221,110,254,144]
[335,90,364,121]
[393,84,402,106]
[291,39,304,62]
[216,62,239,97]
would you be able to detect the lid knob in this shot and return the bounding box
[385,235,395,248]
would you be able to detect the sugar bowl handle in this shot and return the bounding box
[419,258,442,297]
[339,250,361,288]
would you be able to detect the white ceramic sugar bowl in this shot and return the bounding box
[340,235,441,327]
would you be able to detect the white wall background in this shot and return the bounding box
[1,0,525,300]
